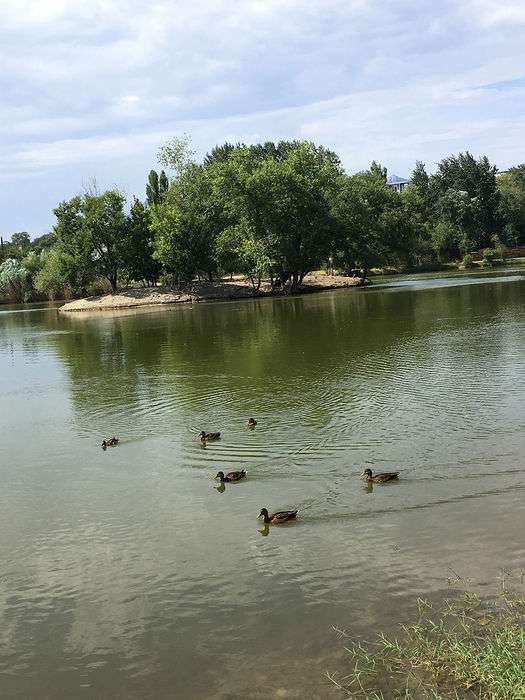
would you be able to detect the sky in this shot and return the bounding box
[1,0,525,236]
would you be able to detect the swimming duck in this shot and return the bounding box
[200,431,221,444]
[258,508,298,524]
[102,437,119,449]
[215,470,246,483]
[247,418,257,428]
[361,468,399,483]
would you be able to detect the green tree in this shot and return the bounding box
[370,160,387,182]
[124,198,160,285]
[152,164,223,286]
[9,232,31,259]
[52,195,96,293]
[82,189,127,293]
[211,141,342,290]
[146,170,169,207]
[431,152,500,249]
[497,166,525,246]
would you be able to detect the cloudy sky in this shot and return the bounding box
[1,0,525,235]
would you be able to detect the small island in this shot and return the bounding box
[58,273,367,312]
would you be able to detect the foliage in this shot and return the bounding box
[461,253,474,269]
[34,248,71,299]
[146,170,169,207]
[0,258,32,302]
[211,140,342,289]
[328,582,525,699]
[482,247,498,267]
[6,140,525,302]
[123,198,160,285]
[497,166,525,246]
[152,163,223,286]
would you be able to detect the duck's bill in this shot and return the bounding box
[360,471,367,477]
[256,513,263,519]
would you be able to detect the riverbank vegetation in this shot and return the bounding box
[2,138,525,303]
[328,577,525,699]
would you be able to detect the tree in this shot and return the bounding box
[9,232,31,259]
[123,198,160,285]
[152,164,224,286]
[158,135,195,176]
[332,171,404,276]
[146,170,169,207]
[34,248,71,299]
[431,152,500,249]
[370,160,387,182]
[82,189,127,293]
[497,166,525,246]
[211,141,342,290]
[411,161,430,195]
[52,195,96,293]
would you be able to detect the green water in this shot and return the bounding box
[1,271,525,699]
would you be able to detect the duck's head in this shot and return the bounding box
[258,508,269,519]
[215,471,225,481]
[361,468,372,478]
[101,440,107,449]
[248,418,256,424]
[199,431,206,438]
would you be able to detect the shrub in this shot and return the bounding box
[0,258,32,302]
[482,247,498,267]
[461,253,474,269]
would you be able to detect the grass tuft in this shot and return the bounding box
[327,576,525,699]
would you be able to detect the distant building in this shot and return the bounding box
[386,174,410,193]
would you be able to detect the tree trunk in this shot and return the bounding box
[109,273,118,293]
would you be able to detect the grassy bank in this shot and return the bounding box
[328,576,525,699]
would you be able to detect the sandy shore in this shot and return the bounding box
[59,274,366,312]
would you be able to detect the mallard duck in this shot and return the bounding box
[246,418,257,428]
[200,431,221,444]
[361,468,399,483]
[102,437,119,449]
[258,508,298,524]
[215,470,246,483]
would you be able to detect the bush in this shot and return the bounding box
[461,253,475,269]
[0,258,32,302]
[482,247,498,267]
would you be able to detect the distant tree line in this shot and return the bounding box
[2,139,525,303]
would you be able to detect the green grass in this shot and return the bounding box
[327,578,525,699]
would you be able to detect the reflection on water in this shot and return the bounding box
[1,271,525,699]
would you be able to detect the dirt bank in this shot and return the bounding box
[59,274,367,312]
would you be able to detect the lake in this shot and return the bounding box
[1,270,525,699]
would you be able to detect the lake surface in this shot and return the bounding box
[1,271,525,699]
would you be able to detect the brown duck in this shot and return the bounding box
[258,508,298,524]
[215,470,246,483]
[200,431,221,444]
[102,437,119,449]
[361,468,399,483]
[246,418,257,428]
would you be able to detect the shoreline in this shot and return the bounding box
[58,274,368,312]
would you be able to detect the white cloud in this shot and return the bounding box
[0,0,524,232]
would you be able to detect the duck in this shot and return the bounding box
[258,508,298,525]
[361,468,399,483]
[246,418,257,428]
[200,431,221,444]
[215,470,246,483]
[102,437,119,449]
